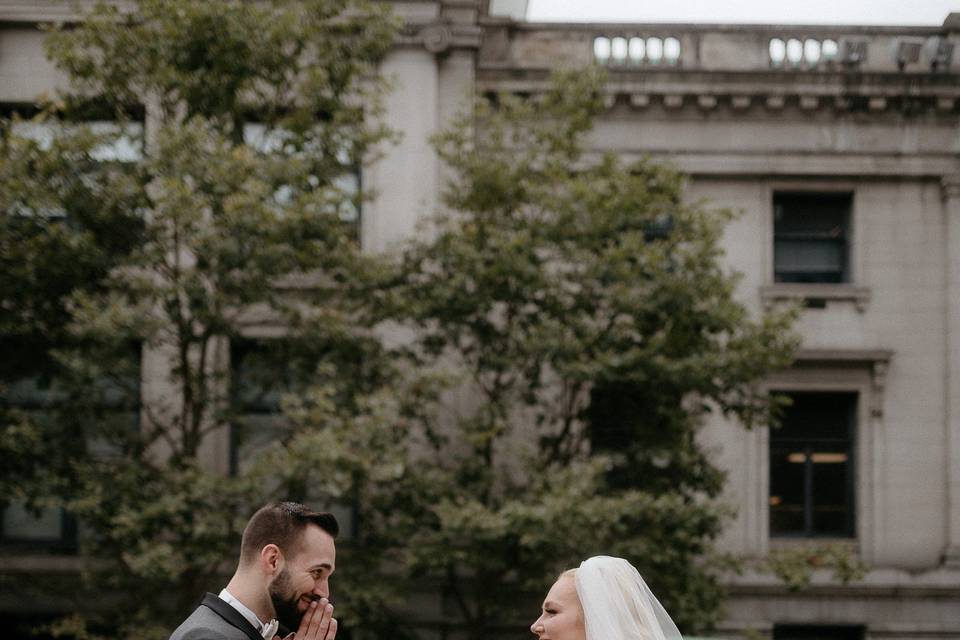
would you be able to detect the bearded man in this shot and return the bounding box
[169,502,339,640]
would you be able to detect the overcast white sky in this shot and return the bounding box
[526,0,959,26]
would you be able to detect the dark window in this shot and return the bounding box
[774,625,865,640]
[0,360,76,552]
[0,342,140,552]
[229,339,293,476]
[774,193,851,283]
[769,392,856,538]
[229,339,355,537]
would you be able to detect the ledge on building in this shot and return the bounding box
[760,283,872,313]
[768,537,858,552]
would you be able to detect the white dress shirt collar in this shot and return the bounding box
[219,588,268,633]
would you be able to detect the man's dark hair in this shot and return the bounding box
[240,502,339,564]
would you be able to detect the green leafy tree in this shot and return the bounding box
[0,1,396,637]
[336,68,799,637]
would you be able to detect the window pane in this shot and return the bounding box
[813,449,852,535]
[774,239,845,282]
[774,393,854,442]
[2,503,62,541]
[770,392,856,537]
[773,193,851,283]
[769,446,807,534]
[232,412,289,474]
[229,338,356,538]
[0,342,139,548]
[11,120,143,161]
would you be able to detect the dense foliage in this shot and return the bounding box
[0,1,396,637]
[1,3,797,638]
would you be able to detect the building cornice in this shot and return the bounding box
[477,68,960,116]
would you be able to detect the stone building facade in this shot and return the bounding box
[1,1,959,639]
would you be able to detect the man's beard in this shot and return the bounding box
[269,568,305,631]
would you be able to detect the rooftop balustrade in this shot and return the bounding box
[481,16,960,75]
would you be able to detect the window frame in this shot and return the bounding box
[227,335,358,539]
[772,190,853,285]
[739,350,891,561]
[241,121,363,246]
[0,341,142,553]
[768,390,858,539]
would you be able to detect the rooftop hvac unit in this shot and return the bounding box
[842,39,868,64]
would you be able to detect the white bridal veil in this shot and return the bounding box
[574,556,683,640]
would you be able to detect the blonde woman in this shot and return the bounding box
[530,556,682,640]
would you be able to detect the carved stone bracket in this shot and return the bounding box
[871,360,888,418]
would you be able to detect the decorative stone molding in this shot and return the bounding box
[760,283,872,313]
[871,360,888,418]
[476,78,959,118]
[793,348,893,417]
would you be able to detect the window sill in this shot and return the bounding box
[768,537,858,551]
[0,553,83,571]
[760,283,871,313]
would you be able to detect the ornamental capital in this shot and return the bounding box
[421,23,454,54]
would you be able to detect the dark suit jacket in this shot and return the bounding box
[169,593,264,640]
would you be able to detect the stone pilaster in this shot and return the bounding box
[942,174,960,567]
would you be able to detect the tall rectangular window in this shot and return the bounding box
[773,193,851,283]
[0,355,76,552]
[769,392,857,538]
[229,338,355,537]
[0,341,140,552]
[230,339,292,476]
